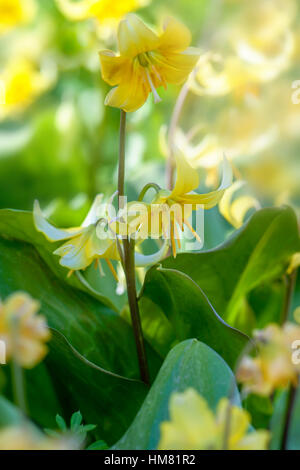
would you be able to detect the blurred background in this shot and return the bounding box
[0,0,299,248]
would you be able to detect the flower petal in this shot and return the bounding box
[82,194,104,227]
[99,50,132,86]
[159,17,192,52]
[216,398,250,448]
[33,200,83,242]
[169,152,199,199]
[104,65,149,112]
[175,156,233,208]
[153,47,200,85]
[135,239,169,267]
[55,0,91,21]
[117,14,159,57]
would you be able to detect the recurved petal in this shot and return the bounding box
[117,14,159,57]
[154,47,200,85]
[175,156,233,208]
[169,152,199,199]
[82,194,104,227]
[235,430,270,450]
[33,200,83,242]
[99,50,132,86]
[104,66,149,112]
[159,17,192,52]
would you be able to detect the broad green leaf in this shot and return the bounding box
[138,266,249,369]
[114,339,240,450]
[0,236,161,444]
[162,207,300,329]
[0,209,118,311]
[0,396,23,428]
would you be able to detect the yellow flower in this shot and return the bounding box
[56,0,147,24]
[0,426,77,450]
[99,15,200,112]
[237,323,300,396]
[34,195,120,274]
[0,292,50,369]
[0,0,36,34]
[34,194,169,277]
[158,389,269,450]
[0,58,49,120]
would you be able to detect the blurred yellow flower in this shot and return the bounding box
[56,0,148,24]
[287,253,300,274]
[0,292,50,369]
[0,0,36,34]
[219,181,261,229]
[158,389,269,450]
[0,426,77,450]
[99,15,200,112]
[0,58,49,119]
[237,323,300,396]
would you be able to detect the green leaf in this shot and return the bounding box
[161,207,300,330]
[114,339,241,450]
[0,235,161,444]
[0,396,23,428]
[138,266,249,369]
[87,440,109,450]
[0,209,118,311]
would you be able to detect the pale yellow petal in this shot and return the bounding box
[99,50,132,86]
[159,17,192,52]
[169,152,199,198]
[175,156,232,208]
[235,430,270,450]
[55,0,92,21]
[217,398,250,447]
[81,194,104,227]
[33,200,83,242]
[117,14,159,57]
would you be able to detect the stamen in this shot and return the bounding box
[105,259,119,282]
[184,219,202,243]
[174,222,181,250]
[97,258,105,277]
[145,69,162,104]
[67,270,74,279]
[170,222,177,258]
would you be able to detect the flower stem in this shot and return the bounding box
[118,110,150,385]
[280,380,298,450]
[11,360,27,415]
[166,81,190,190]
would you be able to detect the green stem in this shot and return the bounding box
[118,110,150,385]
[280,380,298,450]
[166,82,190,190]
[138,183,161,202]
[11,360,27,415]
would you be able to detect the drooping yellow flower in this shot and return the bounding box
[34,195,120,275]
[158,389,269,450]
[118,152,231,257]
[0,426,77,450]
[56,0,148,25]
[237,323,300,396]
[34,194,169,277]
[0,58,49,120]
[99,15,200,112]
[0,292,50,369]
[0,0,36,34]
